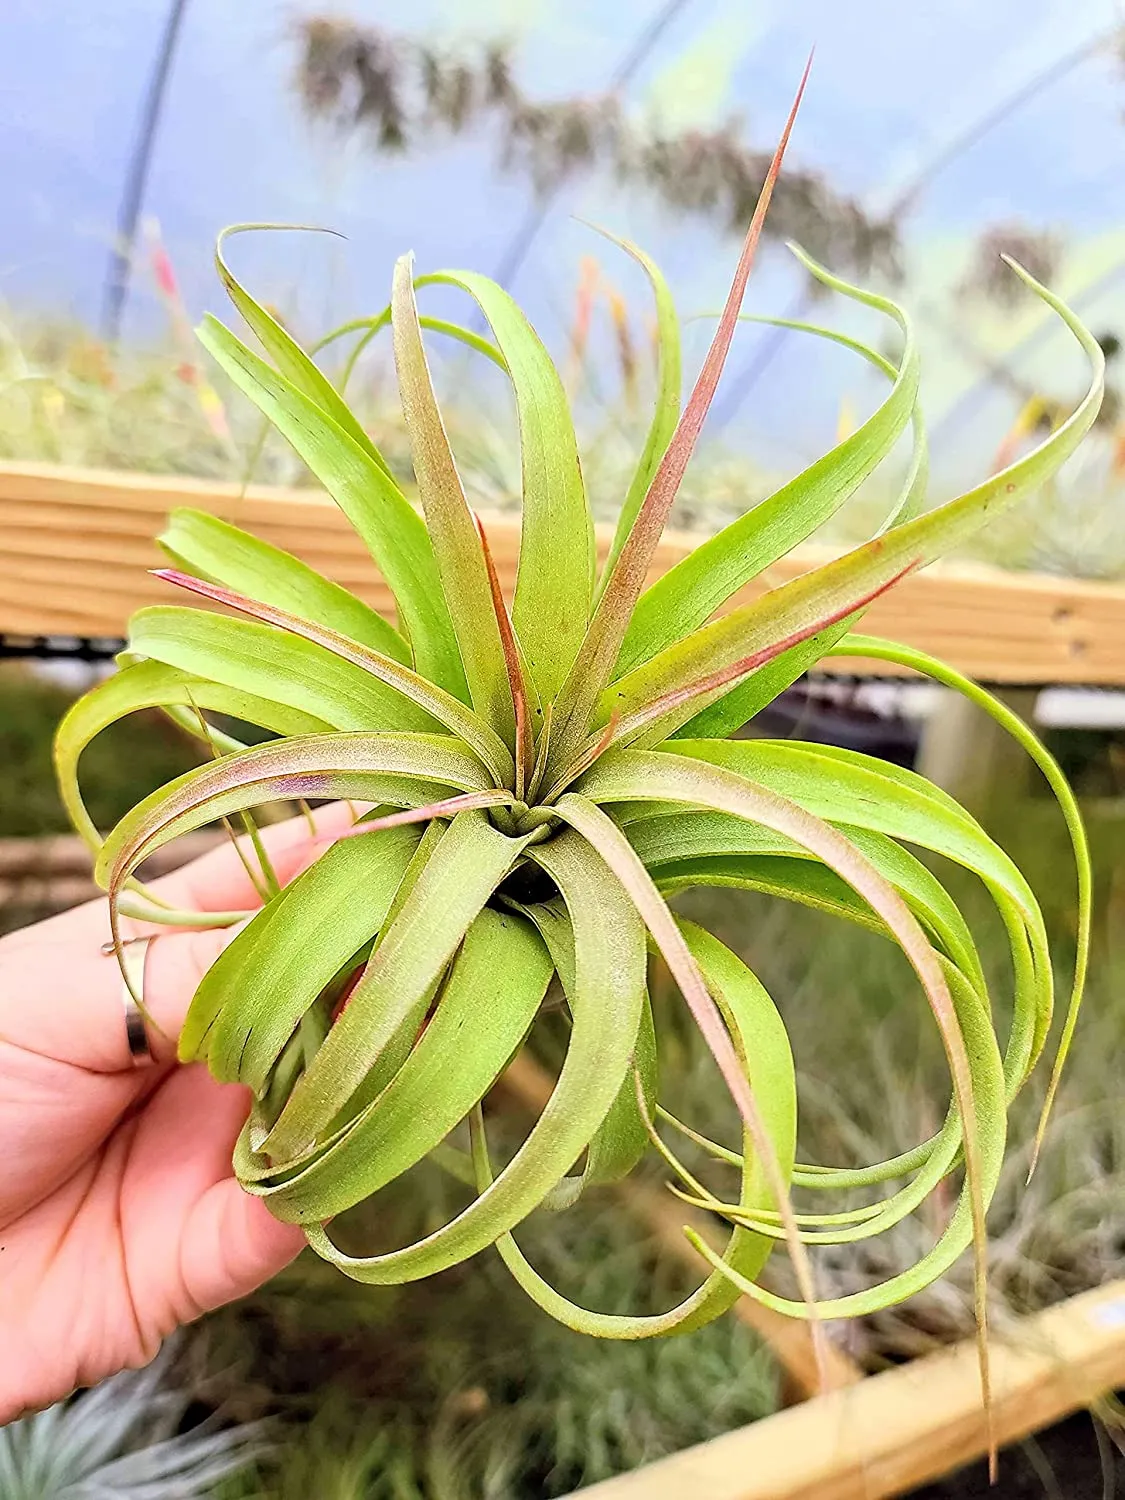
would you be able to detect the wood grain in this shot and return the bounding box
[0,831,223,912]
[571,1279,1125,1500]
[3,460,1124,683]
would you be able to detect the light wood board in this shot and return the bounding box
[3,460,1124,684]
[572,1279,1125,1500]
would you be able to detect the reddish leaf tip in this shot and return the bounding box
[610,556,922,750]
[563,56,816,751]
[475,510,533,795]
[150,566,226,603]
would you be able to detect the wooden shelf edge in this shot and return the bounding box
[3,460,1125,683]
[571,1279,1125,1500]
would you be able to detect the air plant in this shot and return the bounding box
[56,75,1099,1415]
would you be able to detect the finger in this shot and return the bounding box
[181,1178,306,1315]
[0,925,238,1074]
[0,802,370,1073]
[0,802,364,953]
[121,1064,306,1323]
[148,800,364,913]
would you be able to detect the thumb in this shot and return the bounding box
[180,1178,307,1314]
[0,922,249,1075]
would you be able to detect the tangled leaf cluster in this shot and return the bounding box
[59,90,1098,1365]
[295,17,899,278]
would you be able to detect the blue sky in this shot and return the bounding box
[4,0,1125,473]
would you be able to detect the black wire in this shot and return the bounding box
[0,635,125,662]
[100,0,192,343]
[490,0,696,293]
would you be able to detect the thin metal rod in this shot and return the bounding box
[100,0,191,343]
[710,287,811,431]
[491,0,695,292]
[883,26,1118,219]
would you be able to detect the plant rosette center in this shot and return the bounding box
[490,803,560,840]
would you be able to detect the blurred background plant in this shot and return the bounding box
[294,16,899,282]
[0,1342,264,1498]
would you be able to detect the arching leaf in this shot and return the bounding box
[159,508,410,663]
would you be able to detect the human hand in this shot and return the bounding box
[0,803,358,1422]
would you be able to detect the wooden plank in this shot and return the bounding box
[0,832,225,913]
[572,1279,1125,1500]
[499,1053,863,1402]
[3,460,1124,683]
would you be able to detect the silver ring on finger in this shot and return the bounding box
[119,936,157,1067]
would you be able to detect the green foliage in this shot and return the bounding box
[58,109,1103,1368]
[676,843,1125,1355]
[201,796,1121,1492]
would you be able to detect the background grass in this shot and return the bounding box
[0,663,196,840]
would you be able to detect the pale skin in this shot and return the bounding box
[0,803,359,1424]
